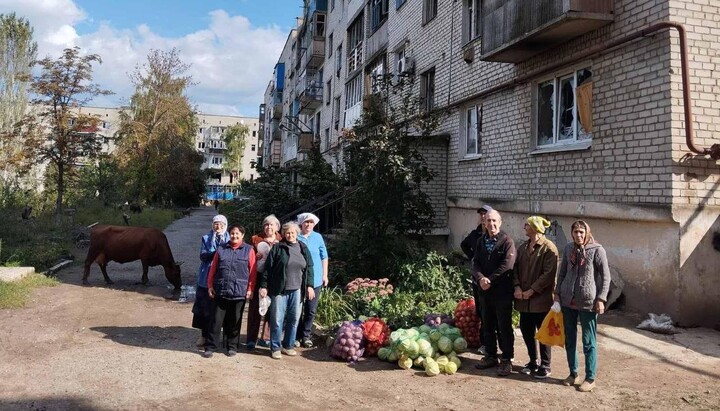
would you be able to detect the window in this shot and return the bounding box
[335,43,343,77]
[324,128,330,150]
[333,96,341,129]
[347,16,364,73]
[536,67,593,148]
[396,0,407,9]
[345,74,362,109]
[328,33,333,57]
[251,144,256,151]
[326,79,332,104]
[314,13,326,37]
[463,0,482,43]
[370,0,389,31]
[423,0,438,24]
[464,105,482,157]
[420,68,436,112]
[368,56,385,93]
[211,157,223,165]
[198,142,205,149]
[252,131,257,137]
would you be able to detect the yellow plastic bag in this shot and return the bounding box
[535,310,565,347]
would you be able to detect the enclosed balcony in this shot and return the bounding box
[272,90,283,119]
[303,37,325,69]
[298,132,314,153]
[480,0,614,63]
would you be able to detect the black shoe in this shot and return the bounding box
[203,350,214,358]
[475,356,499,370]
[227,349,237,357]
[534,367,551,379]
[521,361,538,375]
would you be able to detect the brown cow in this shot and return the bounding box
[82,225,182,291]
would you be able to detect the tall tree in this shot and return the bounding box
[223,123,249,184]
[116,48,201,206]
[27,47,112,223]
[0,13,37,203]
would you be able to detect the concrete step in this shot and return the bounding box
[0,267,35,282]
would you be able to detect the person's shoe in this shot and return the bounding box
[196,336,206,347]
[202,350,214,358]
[245,341,256,351]
[302,338,314,348]
[257,340,270,348]
[534,367,551,379]
[521,361,538,375]
[497,360,512,376]
[475,356,499,370]
[293,340,301,348]
[227,349,237,357]
[281,348,298,356]
[578,379,595,392]
[271,350,282,359]
[563,374,581,386]
[476,345,486,355]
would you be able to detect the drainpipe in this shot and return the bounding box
[448,21,720,160]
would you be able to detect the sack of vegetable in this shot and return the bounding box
[330,320,366,362]
[454,299,482,348]
[362,317,391,357]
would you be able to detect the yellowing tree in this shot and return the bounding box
[223,123,249,184]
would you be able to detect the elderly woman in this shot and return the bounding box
[555,220,611,392]
[245,214,282,350]
[204,225,257,358]
[192,214,229,348]
[259,222,314,359]
[296,212,329,348]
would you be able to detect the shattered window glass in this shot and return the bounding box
[557,74,575,141]
[537,80,554,146]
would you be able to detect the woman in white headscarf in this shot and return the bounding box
[296,212,329,348]
[192,214,229,348]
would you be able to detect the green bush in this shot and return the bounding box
[314,287,355,330]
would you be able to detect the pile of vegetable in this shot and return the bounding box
[423,313,455,328]
[362,317,391,357]
[454,299,481,348]
[377,324,467,376]
[330,320,365,362]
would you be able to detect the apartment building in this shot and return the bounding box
[260,0,720,328]
[74,107,260,199]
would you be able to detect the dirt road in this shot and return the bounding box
[1,207,719,410]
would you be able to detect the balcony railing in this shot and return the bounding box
[347,44,363,74]
[297,70,323,114]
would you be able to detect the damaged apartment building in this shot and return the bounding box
[259,0,720,329]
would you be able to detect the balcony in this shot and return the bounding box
[298,132,314,153]
[303,37,325,69]
[297,70,323,114]
[272,90,283,119]
[480,0,614,63]
[307,0,327,15]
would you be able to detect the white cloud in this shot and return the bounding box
[0,0,287,116]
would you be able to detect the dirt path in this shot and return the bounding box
[1,207,719,410]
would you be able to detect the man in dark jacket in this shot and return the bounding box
[460,205,492,355]
[473,209,516,376]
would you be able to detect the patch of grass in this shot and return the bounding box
[0,273,59,309]
[74,202,176,229]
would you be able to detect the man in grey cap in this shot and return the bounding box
[460,205,492,355]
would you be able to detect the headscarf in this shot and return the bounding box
[297,212,320,225]
[526,216,551,234]
[212,214,228,243]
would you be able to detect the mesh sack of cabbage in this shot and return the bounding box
[330,320,366,362]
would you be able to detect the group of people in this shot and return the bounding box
[462,206,611,392]
[191,212,328,360]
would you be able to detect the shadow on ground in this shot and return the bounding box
[0,396,103,411]
[90,326,199,353]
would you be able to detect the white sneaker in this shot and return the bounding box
[271,350,282,359]
[281,348,298,356]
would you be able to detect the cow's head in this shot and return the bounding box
[166,261,183,291]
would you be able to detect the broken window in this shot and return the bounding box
[536,67,593,147]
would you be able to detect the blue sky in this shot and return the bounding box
[0,0,300,116]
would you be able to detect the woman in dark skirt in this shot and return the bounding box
[192,214,229,347]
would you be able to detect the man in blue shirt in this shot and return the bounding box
[296,212,329,348]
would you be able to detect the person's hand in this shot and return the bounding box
[208,287,215,299]
[259,288,267,299]
[522,289,534,300]
[246,289,253,300]
[480,277,491,291]
[514,287,523,300]
[322,276,329,287]
[553,293,560,302]
[594,300,605,314]
[307,287,316,301]
[256,252,264,260]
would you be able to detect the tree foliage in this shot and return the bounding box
[0,13,37,205]
[223,123,249,183]
[115,48,202,206]
[334,73,444,279]
[26,47,112,223]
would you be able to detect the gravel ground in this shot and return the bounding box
[0,206,719,410]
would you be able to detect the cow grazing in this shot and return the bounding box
[82,225,182,291]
